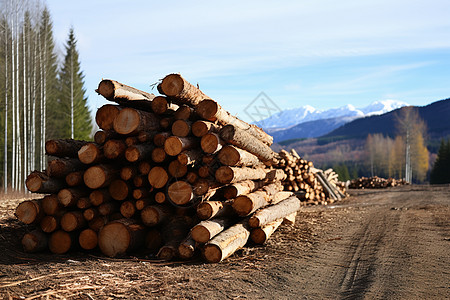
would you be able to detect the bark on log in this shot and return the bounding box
[151,96,179,115]
[191,218,233,243]
[78,143,104,165]
[192,120,220,137]
[159,74,210,106]
[250,218,283,244]
[215,166,267,184]
[96,79,155,102]
[40,215,60,233]
[168,181,194,205]
[232,182,284,216]
[95,104,122,131]
[15,200,43,224]
[113,108,160,135]
[164,136,198,156]
[66,170,85,187]
[84,164,117,189]
[153,132,171,147]
[98,219,145,257]
[49,230,73,254]
[61,211,86,232]
[282,212,297,226]
[219,125,274,162]
[58,188,89,207]
[148,166,169,189]
[45,139,87,158]
[22,229,48,253]
[248,196,301,228]
[196,99,273,146]
[47,158,85,178]
[177,149,202,166]
[218,145,261,167]
[79,228,98,250]
[203,220,251,263]
[26,171,65,194]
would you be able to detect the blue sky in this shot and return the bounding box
[46,0,450,122]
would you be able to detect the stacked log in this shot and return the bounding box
[349,176,409,189]
[15,75,304,263]
[273,149,346,205]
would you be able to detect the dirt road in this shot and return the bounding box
[1,185,449,299]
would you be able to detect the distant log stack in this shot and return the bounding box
[348,176,408,189]
[15,75,344,263]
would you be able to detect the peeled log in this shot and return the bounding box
[248,196,301,228]
[250,218,283,244]
[215,166,267,184]
[45,139,87,158]
[219,125,274,163]
[159,74,210,106]
[222,180,266,200]
[96,79,155,102]
[113,107,160,135]
[47,158,85,178]
[168,181,194,205]
[98,219,145,257]
[84,164,117,189]
[196,99,273,146]
[78,143,104,165]
[196,200,234,220]
[95,104,122,131]
[218,145,261,167]
[22,229,48,253]
[203,220,251,263]
[79,228,98,250]
[26,171,65,194]
[191,218,233,243]
[232,182,284,216]
[49,230,73,254]
[15,200,43,224]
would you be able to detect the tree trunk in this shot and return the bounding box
[96,79,155,102]
[148,166,169,189]
[98,219,146,257]
[45,139,88,158]
[203,220,251,263]
[79,228,98,250]
[248,196,301,228]
[196,99,273,146]
[218,145,261,167]
[26,171,65,193]
[164,136,198,156]
[191,217,234,243]
[219,125,274,163]
[61,211,86,232]
[113,107,160,135]
[66,170,85,187]
[192,120,220,137]
[159,74,211,106]
[22,229,48,253]
[47,158,85,178]
[15,199,43,224]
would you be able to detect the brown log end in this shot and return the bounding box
[159,74,184,97]
[191,225,211,244]
[98,222,130,257]
[95,104,121,131]
[78,143,102,164]
[40,215,59,233]
[22,230,48,253]
[49,230,72,254]
[84,165,109,189]
[108,179,130,201]
[168,181,193,205]
[232,196,253,217]
[148,166,169,189]
[195,99,219,121]
[164,136,183,156]
[113,108,140,135]
[79,228,98,250]
[200,133,221,154]
[215,166,234,184]
[15,200,40,224]
[203,244,222,263]
[250,228,268,244]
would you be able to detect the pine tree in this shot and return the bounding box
[58,27,92,140]
[430,139,450,184]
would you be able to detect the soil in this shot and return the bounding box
[0,185,449,299]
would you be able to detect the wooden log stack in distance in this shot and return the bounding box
[15,74,344,262]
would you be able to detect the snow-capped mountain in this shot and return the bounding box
[255,100,409,130]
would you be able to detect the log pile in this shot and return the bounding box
[273,149,346,205]
[348,176,409,189]
[15,75,305,263]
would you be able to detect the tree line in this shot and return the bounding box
[0,0,92,192]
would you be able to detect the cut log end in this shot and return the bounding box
[203,244,223,263]
[191,226,211,244]
[98,222,130,257]
[79,228,98,250]
[160,74,185,97]
[168,181,193,205]
[84,165,108,189]
[15,200,39,224]
[49,230,72,254]
[148,167,169,189]
[196,99,219,121]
